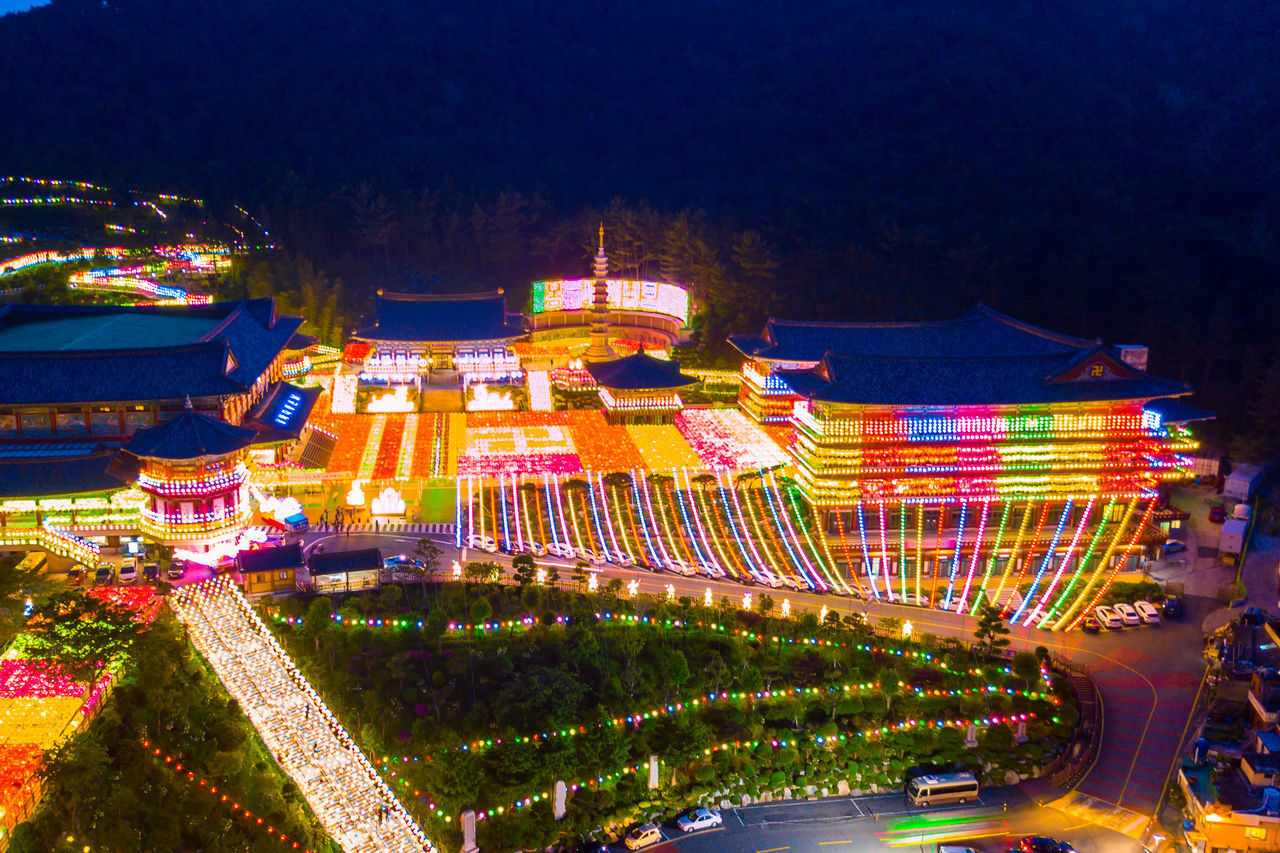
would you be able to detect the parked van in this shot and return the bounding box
[906,771,979,807]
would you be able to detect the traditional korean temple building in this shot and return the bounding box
[352,289,525,380]
[0,298,314,558]
[729,305,1203,628]
[585,350,696,424]
[124,402,257,552]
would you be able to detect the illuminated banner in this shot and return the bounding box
[530,279,690,325]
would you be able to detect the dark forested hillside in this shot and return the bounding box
[2,0,1279,449]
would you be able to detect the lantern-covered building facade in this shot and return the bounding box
[730,305,1200,629]
[125,402,256,552]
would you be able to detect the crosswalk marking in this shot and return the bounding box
[310,522,455,535]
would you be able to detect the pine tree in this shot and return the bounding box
[973,603,1011,658]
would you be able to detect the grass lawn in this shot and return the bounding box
[419,484,457,523]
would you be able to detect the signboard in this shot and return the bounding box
[530,279,690,325]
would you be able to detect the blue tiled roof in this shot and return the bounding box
[0,451,125,498]
[123,408,257,460]
[0,299,303,405]
[245,381,322,443]
[586,351,697,390]
[1144,397,1216,425]
[729,305,1099,364]
[355,290,523,343]
[797,347,1188,406]
[0,441,118,459]
[237,543,304,573]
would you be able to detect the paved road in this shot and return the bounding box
[592,789,1140,853]
[292,530,1207,838]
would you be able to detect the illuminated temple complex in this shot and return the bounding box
[0,236,1210,632]
[729,305,1201,626]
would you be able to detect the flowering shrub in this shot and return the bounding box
[86,585,162,622]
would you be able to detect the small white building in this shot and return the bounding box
[1225,463,1268,503]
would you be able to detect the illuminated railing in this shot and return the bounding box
[598,388,683,411]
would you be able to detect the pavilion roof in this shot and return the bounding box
[794,345,1188,407]
[728,304,1099,364]
[123,407,258,460]
[355,290,523,343]
[585,351,697,390]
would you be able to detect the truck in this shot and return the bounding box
[1224,463,1267,502]
[1219,518,1249,561]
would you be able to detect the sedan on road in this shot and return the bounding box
[675,808,722,833]
[1020,837,1076,853]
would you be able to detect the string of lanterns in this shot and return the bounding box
[142,738,316,852]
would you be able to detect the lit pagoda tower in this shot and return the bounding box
[583,222,615,362]
[124,400,257,553]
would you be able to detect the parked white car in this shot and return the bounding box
[676,808,723,833]
[698,561,725,578]
[1094,605,1123,629]
[1133,600,1161,625]
[466,534,497,553]
[666,559,696,576]
[1113,602,1141,627]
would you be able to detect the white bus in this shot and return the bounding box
[906,771,979,807]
